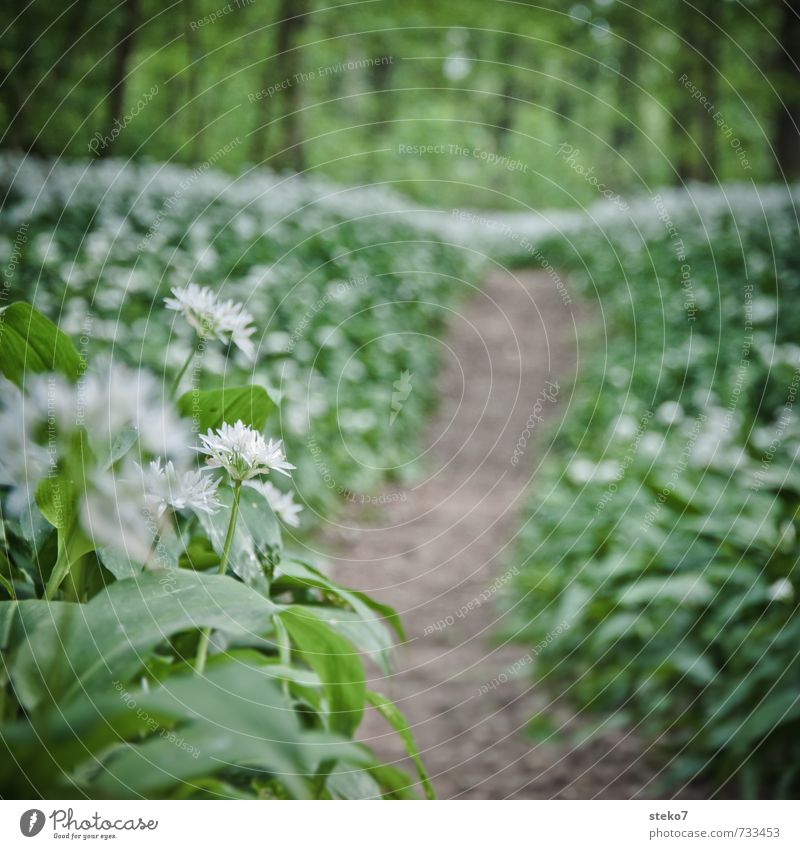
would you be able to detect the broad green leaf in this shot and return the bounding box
[96,546,143,581]
[0,302,82,387]
[1,662,339,799]
[277,559,404,639]
[278,606,366,735]
[325,765,382,800]
[177,384,275,432]
[295,604,394,676]
[0,599,72,651]
[366,690,435,800]
[83,663,314,799]
[9,570,277,709]
[35,476,76,530]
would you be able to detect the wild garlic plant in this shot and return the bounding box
[0,297,432,800]
[0,294,300,610]
[193,419,294,673]
[165,283,257,396]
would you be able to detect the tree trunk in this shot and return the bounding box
[271,0,310,172]
[773,0,800,179]
[493,32,519,153]
[102,0,141,157]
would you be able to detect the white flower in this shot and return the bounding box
[246,479,302,527]
[566,457,619,485]
[141,458,221,517]
[612,414,638,441]
[80,459,157,564]
[656,401,684,426]
[165,283,256,358]
[767,578,794,602]
[198,420,294,482]
[0,377,51,515]
[26,359,192,461]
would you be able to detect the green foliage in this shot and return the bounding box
[0,301,83,386]
[0,302,434,800]
[1,156,480,518]
[0,2,792,204]
[177,384,275,432]
[504,187,800,797]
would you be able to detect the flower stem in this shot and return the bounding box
[169,347,196,400]
[194,481,242,675]
[43,530,70,600]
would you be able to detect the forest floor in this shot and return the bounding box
[322,267,677,799]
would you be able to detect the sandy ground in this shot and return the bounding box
[319,268,676,799]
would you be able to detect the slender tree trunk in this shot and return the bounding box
[182,0,205,162]
[493,32,519,153]
[773,0,800,178]
[102,0,141,157]
[672,20,704,182]
[272,0,310,172]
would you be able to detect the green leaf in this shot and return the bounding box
[84,663,316,799]
[196,484,280,585]
[277,559,404,639]
[177,384,275,432]
[366,691,435,800]
[278,606,366,735]
[1,661,344,799]
[9,570,277,709]
[104,425,139,468]
[96,546,143,581]
[0,302,82,387]
[34,476,76,530]
[294,604,394,676]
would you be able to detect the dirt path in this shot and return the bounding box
[321,268,660,799]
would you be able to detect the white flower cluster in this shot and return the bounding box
[141,458,221,517]
[198,419,294,482]
[26,357,191,459]
[246,479,302,527]
[0,360,224,564]
[165,283,256,359]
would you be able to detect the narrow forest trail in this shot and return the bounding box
[322,268,660,799]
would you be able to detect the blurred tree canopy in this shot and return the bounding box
[1,0,798,208]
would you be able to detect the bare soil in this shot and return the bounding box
[320,269,674,799]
